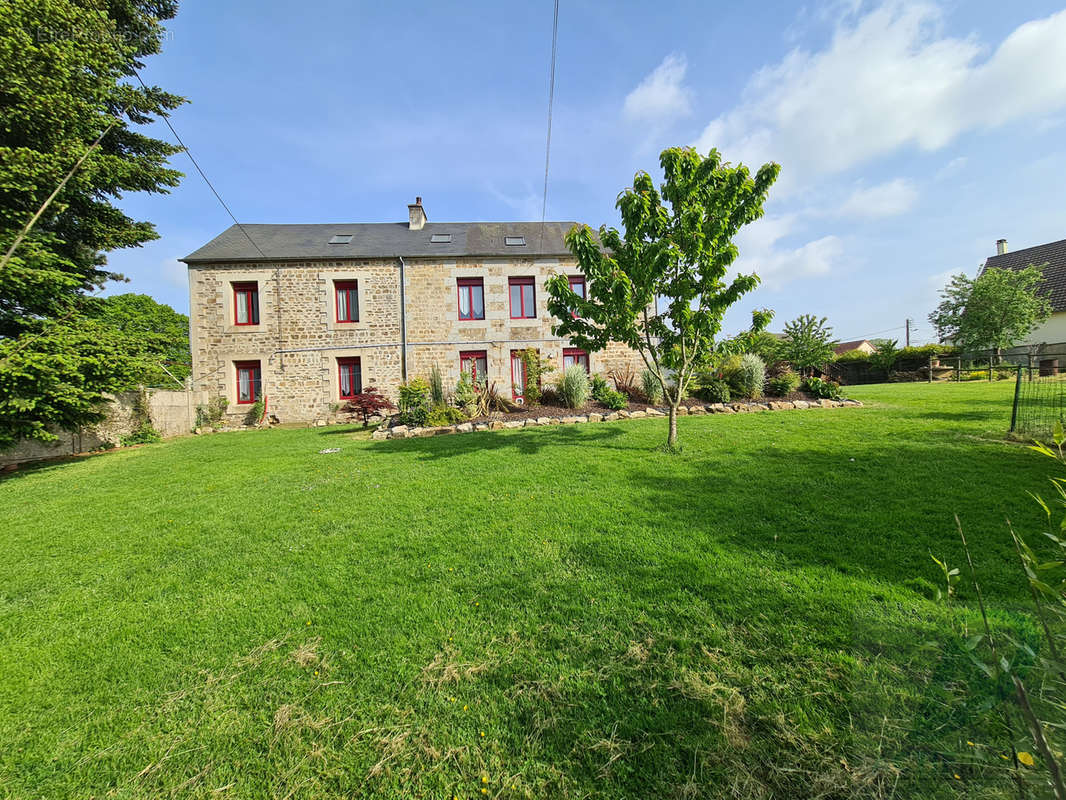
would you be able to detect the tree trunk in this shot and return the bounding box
[667,403,678,448]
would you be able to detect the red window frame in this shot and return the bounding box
[235,360,262,404]
[459,350,488,382]
[508,277,536,319]
[563,348,590,373]
[233,282,259,326]
[568,275,586,318]
[338,357,362,399]
[335,280,359,323]
[456,278,485,321]
[510,349,526,402]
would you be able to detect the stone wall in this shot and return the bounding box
[188,256,649,421]
[0,388,209,468]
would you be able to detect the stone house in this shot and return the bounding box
[181,198,646,423]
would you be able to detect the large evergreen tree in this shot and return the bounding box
[0,0,185,447]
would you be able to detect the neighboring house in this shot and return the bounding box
[181,198,645,423]
[982,237,1066,346]
[833,339,875,356]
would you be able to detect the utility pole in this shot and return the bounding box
[905,318,911,348]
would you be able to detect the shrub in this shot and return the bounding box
[590,374,609,400]
[641,369,663,405]
[244,397,265,426]
[428,363,446,407]
[426,405,465,426]
[344,387,396,426]
[556,365,591,408]
[766,369,799,397]
[195,396,228,429]
[607,365,638,398]
[802,376,843,399]
[453,372,477,416]
[398,378,430,426]
[696,378,730,403]
[120,420,161,446]
[598,388,628,410]
[723,353,765,399]
[516,348,552,405]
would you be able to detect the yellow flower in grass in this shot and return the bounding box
[1019,751,1036,767]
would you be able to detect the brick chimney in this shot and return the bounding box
[996,238,1008,255]
[408,197,427,231]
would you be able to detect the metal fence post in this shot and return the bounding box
[1010,364,1023,433]
[989,355,993,381]
[928,356,933,383]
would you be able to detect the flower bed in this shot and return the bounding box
[372,397,863,440]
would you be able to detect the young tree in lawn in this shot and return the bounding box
[780,314,836,377]
[929,266,1051,362]
[545,146,779,449]
[0,0,185,447]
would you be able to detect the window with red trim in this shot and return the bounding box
[563,348,589,373]
[567,275,586,318]
[457,278,485,320]
[338,357,362,399]
[235,361,262,404]
[508,277,535,319]
[459,350,488,382]
[233,282,259,326]
[335,280,359,323]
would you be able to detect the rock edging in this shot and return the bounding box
[371,398,863,440]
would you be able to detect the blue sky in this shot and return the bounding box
[107,0,1066,345]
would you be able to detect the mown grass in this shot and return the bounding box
[0,381,1051,798]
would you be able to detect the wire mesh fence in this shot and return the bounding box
[1011,370,1066,438]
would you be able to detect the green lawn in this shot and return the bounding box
[0,381,1052,798]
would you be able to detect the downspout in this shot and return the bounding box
[398,256,408,382]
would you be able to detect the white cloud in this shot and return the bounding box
[839,178,917,218]
[935,156,968,179]
[623,54,692,123]
[695,4,1066,191]
[733,214,845,289]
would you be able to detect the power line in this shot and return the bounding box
[538,0,560,250]
[130,70,268,261]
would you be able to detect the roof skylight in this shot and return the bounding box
[430,233,452,243]
[328,234,353,244]
[505,236,526,246]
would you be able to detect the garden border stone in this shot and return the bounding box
[372,398,863,440]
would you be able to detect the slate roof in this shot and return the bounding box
[983,238,1066,312]
[181,221,578,263]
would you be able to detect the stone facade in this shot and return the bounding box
[188,255,647,424]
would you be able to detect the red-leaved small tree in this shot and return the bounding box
[344,387,396,426]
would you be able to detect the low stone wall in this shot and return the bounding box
[372,398,863,440]
[1,388,210,468]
